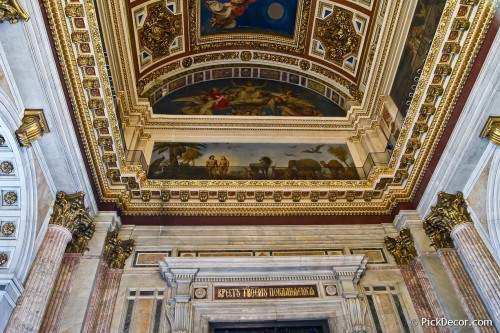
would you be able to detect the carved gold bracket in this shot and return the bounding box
[385,229,417,265]
[0,0,29,23]
[103,231,134,269]
[15,109,49,147]
[479,116,500,146]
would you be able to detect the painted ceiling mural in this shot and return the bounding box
[43,0,494,215]
[148,142,357,180]
[390,0,447,117]
[201,0,298,36]
[153,78,345,117]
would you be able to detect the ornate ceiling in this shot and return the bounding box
[41,0,498,217]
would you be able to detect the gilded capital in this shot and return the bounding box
[385,229,417,265]
[0,0,29,23]
[15,110,49,147]
[103,231,134,269]
[50,191,95,253]
[480,116,500,146]
[423,191,471,249]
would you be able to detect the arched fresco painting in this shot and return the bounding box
[152,78,345,117]
[147,142,358,180]
[201,0,298,36]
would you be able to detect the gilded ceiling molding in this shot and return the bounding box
[102,231,135,269]
[480,116,500,146]
[422,191,473,249]
[15,109,49,147]
[0,252,7,266]
[385,229,417,265]
[42,0,499,215]
[0,0,29,23]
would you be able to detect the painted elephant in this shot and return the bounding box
[287,159,322,179]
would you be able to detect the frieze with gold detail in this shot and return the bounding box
[385,229,417,265]
[0,0,29,23]
[103,231,135,269]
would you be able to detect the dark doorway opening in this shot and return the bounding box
[210,319,330,333]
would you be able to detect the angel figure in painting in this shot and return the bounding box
[205,0,256,29]
[268,90,323,117]
[173,87,235,115]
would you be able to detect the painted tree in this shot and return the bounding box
[327,145,349,167]
[182,149,204,166]
[152,143,206,166]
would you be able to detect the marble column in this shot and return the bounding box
[424,192,500,326]
[5,191,95,333]
[39,253,82,333]
[451,223,500,325]
[438,248,496,333]
[4,225,72,333]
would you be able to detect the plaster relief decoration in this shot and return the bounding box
[136,1,183,69]
[311,3,367,76]
[148,142,357,180]
[0,0,29,23]
[158,256,368,333]
[153,78,345,116]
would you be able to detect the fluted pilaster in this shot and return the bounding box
[438,248,496,333]
[413,258,450,333]
[81,262,107,333]
[5,225,72,333]
[93,268,123,333]
[39,253,82,333]
[400,264,440,333]
[451,223,500,325]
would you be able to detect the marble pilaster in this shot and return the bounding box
[39,253,82,333]
[93,268,123,333]
[81,262,107,333]
[5,225,72,333]
[413,258,451,333]
[438,248,496,333]
[451,223,500,326]
[400,264,440,333]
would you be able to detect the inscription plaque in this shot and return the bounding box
[214,285,318,300]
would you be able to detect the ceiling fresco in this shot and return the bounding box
[41,0,498,216]
[152,78,345,116]
[147,142,356,180]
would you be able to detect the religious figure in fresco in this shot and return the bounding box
[173,87,235,115]
[219,156,230,176]
[206,155,219,178]
[205,0,256,28]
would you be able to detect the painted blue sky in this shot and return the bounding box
[151,142,353,167]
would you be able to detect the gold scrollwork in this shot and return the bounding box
[71,31,90,43]
[3,191,17,205]
[0,135,4,146]
[240,51,252,61]
[314,7,360,63]
[138,3,181,59]
[273,191,283,202]
[65,4,84,17]
[15,110,50,148]
[103,231,134,269]
[0,161,13,174]
[479,116,500,146]
[51,192,95,254]
[423,191,472,249]
[0,0,29,23]
[1,222,15,236]
[0,253,7,266]
[385,229,417,265]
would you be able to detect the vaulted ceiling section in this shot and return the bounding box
[41,0,498,220]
